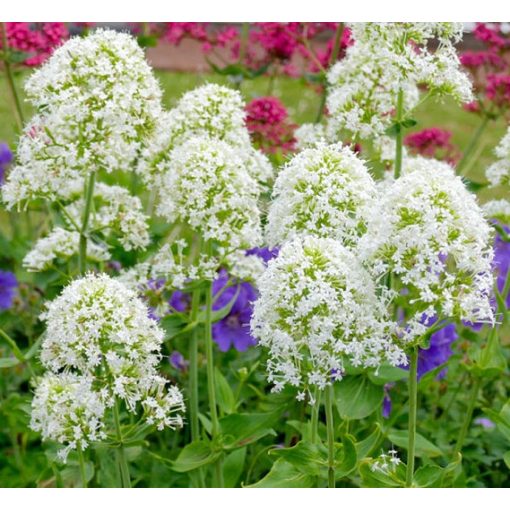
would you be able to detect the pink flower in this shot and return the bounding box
[404,128,460,165]
[245,96,296,154]
[486,74,510,107]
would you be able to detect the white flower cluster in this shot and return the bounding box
[360,158,494,342]
[486,128,510,187]
[65,183,150,251]
[32,273,185,459]
[22,227,109,272]
[370,449,402,474]
[326,23,473,140]
[251,236,406,396]
[156,137,262,254]
[2,29,163,209]
[266,143,376,247]
[138,83,272,186]
[294,123,326,150]
[31,373,107,461]
[483,199,510,223]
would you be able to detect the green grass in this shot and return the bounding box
[1,68,507,201]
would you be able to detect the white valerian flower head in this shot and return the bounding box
[251,236,406,398]
[64,183,150,251]
[2,29,163,210]
[326,23,472,140]
[156,136,262,254]
[22,227,110,272]
[483,199,510,224]
[30,373,107,462]
[294,123,327,150]
[486,128,510,187]
[138,84,273,186]
[360,158,494,343]
[266,143,377,247]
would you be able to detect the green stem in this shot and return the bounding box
[406,347,418,488]
[238,22,249,64]
[394,88,404,179]
[77,445,88,488]
[454,377,482,456]
[456,116,490,176]
[310,388,320,444]
[189,288,201,442]
[113,401,131,488]
[1,22,25,131]
[325,385,335,488]
[204,241,223,487]
[79,172,96,274]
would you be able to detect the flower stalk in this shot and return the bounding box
[405,346,418,487]
[325,384,335,488]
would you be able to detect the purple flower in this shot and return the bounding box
[417,322,458,379]
[0,143,13,185]
[169,290,191,313]
[382,384,393,419]
[0,270,18,310]
[246,246,279,264]
[474,417,496,429]
[494,225,510,308]
[170,351,188,371]
[212,269,258,352]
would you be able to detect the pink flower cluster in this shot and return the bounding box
[1,22,68,66]
[143,23,353,78]
[245,96,296,154]
[404,128,460,165]
[460,23,510,118]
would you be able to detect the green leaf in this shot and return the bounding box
[413,465,443,487]
[476,328,507,377]
[359,460,405,488]
[504,451,510,469]
[0,357,20,368]
[334,375,384,420]
[246,458,316,488]
[220,411,278,450]
[24,336,42,360]
[356,424,384,459]
[137,34,158,48]
[270,440,326,476]
[172,441,221,472]
[368,364,408,385]
[387,429,443,458]
[160,314,189,341]
[483,401,510,442]
[223,447,247,488]
[215,367,236,415]
[335,434,358,479]
[463,178,487,193]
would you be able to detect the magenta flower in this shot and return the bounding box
[404,128,460,165]
[245,96,296,154]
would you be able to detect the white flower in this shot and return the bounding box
[486,128,510,187]
[483,199,510,223]
[294,123,326,150]
[2,29,162,209]
[156,136,262,254]
[360,158,494,342]
[251,236,406,398]
[30,373,107,462]
[326,23,472,140]
[64,183,150,251]
[138,84,273,186]
[266,143,376,247]
[22,227,109,272]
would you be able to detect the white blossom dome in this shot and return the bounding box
[326,22,473,140]
[266,143,376,247]
[156,136,262,254]
[138,84,273,186]
[40,273,183,414]
[486,128,510,187]
[2,29,163,209]
[30,373,107,462]
[251,236,406,399]
[360,158,494,342]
